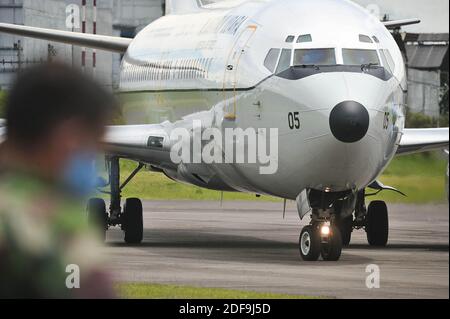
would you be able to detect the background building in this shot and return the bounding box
[405,33,449,118]
[351,0,449,118]
[0,0,164,89]
[351,0,449,33]
[111,0,164,87]
[1,0,71,88]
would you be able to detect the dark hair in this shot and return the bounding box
[5,63,117,147]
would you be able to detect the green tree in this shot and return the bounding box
[440,84,449,116]
[405,108,449,128]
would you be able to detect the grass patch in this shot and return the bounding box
[110,152,447,204]
[117,160,274,202]
[372,153,447,204]
[117,283,314,299]
[0,90,6,117]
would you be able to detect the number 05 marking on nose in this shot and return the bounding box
[288,112,301,130]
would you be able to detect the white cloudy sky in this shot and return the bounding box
[352,0,449,33]
[205,0,449,33]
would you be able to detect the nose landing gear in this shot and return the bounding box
[320,225,343,261]
[297,188,391,262]
[336,215,353,246]
[299,225,321,261]
[299,222,343,262]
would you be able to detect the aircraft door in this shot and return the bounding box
[223,25,257,120]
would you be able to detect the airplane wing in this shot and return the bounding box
[383,18,421,29]
[0,122,173,168]
[0,123,4,144]
[102,124,175,170]
[0,23,131,53]
[397,128,449,155]
[105,126,450,161]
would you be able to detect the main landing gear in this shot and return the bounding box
[298,189,390,262]
[87,156,144,244]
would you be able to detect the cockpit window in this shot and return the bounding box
[372,36,380,43]
[276,49,292,73]
[293,48,336,66]
[285,35,295,43]
[264,48,281,73]
[379,50,391,73]
[378,49,395,74]
[359,34,373,43]
[383,49,396,72]
[342,49,380,66]
[297,34,312,43]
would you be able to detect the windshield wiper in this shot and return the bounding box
[295,64,320,70]
[361,63,379,71]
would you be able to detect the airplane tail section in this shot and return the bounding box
[165,0,202,15]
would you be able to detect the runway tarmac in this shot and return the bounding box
[105,201,449,299]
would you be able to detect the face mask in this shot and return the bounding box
[61,152,98,197]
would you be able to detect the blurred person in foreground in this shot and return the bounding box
[0,63,117,298]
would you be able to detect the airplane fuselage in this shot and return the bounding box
[117,0,406,200]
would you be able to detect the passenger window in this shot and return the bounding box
[264,48,281,73]
[342,49,380,65]
[276,49,292,73]
[359,34,373,43]
[294,48,336,66]
[285,35,295,43]
[297,34,312,43]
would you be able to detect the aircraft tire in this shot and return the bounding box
[299,225,321,261]
[87,198,108,242]
[336,215,353,246]
[321,226,343,261]
[366,201,389,246]
[123,198,144,244]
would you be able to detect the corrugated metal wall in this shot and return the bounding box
[407,69,441,117]
[0,0,164,90]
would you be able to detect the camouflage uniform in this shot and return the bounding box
[0,170,110,299]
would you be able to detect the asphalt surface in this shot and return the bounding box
[105,201,449,299]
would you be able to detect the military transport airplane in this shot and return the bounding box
[1,0,448,261]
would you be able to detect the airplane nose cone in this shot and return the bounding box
[329,101,369,143]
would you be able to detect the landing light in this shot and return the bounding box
[321,225,331,236]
